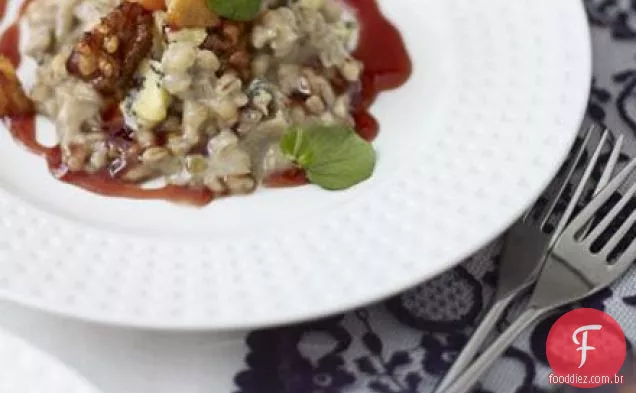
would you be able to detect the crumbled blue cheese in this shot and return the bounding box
[122,60,172,130]
[166,28,207,45]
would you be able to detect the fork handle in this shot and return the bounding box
[442,306,547,393]
[435,291,517,392]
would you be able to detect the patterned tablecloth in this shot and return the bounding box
[230,2,636,392]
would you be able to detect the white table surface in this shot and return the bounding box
[0,300,247,393]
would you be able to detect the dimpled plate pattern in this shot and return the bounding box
[0,328,101,393]
[0,0,591,328]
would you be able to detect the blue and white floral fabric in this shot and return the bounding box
[232,2,636,392]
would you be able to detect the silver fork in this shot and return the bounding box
[435,125,623,392]
[443,146,636,393]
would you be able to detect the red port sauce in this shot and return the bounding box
[347,0,412,142]
[0,23,19,66]
[0,0,6,22]
[0,0,411,204]
[263,167,309,188]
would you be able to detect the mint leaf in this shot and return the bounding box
[207,0,261,21]
[280,125,314,167]
[280,124,376,190]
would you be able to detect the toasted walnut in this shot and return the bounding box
[0,56,35,117]
[201,20,253,80]
[66,2,154,98]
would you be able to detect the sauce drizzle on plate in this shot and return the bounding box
[0,0,6,22]
[0,24,20,66]
[346,0,412,142]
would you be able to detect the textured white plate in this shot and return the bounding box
[0,328,101,393]
[0,0,591,329]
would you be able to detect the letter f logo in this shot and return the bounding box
[572,325,603,368]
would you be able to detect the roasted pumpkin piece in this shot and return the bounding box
[165,0,221,28]
[0,55,35,117]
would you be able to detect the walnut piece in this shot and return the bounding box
[201,20,253,80]
[66,2,154,98]
[0,56,35,117]
[166,0,220,28]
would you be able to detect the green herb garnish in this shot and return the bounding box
[206,0,262,21]
[280,124,376,190]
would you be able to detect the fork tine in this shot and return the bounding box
[601,203,636,259]
[551,128,611,236]
[597,133,623,193]
[538,124,596,227]
[585,180,636,246]
[614,230,636,270]
[577,158,636,245]
[578,132,624,237]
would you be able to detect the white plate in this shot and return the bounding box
[0,328,101,393]
[0,0,591,329]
